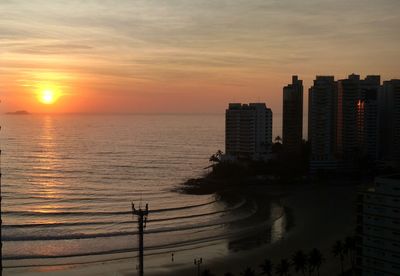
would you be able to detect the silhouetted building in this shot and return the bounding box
[336,74,361,163]
[356,175,400,275]
[282,75,303,153]
[379,80,400,165]
[336,74,380,166]
[359,76,380,160]
[225,103,272,159]
[308,76,338,172]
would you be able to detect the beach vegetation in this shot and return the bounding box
[260,258,273,276]
[240,267,256,276]
[275,258,290,276]
[332,240,346,275]
[308,248,324,276]
[292,250,307,275]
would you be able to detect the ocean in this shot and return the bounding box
[1,114,286,269]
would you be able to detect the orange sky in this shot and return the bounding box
[1,0,400,114]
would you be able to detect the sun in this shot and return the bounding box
[39,89,58,105]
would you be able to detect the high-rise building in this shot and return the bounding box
[336,75,380,163]
[336,74,361,162]
[359,75,380,160]
[282,75,303,153]
[225,103,272,159]
[356,175,400,275]
[379,80,400,164]
[308,76,338,172]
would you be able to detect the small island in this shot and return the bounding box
[5,110,30,115]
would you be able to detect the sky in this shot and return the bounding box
[1,0,400,114]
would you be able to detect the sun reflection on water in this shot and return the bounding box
[34,116,64,213]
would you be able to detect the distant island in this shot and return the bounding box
[5,110,30,115]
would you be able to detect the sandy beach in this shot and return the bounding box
[5,180,359,276]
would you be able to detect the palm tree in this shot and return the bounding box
[308,248,324,276]
[275,136,282,144]
[345,236,356,272]
[260,258,273,276]
[332,240,345,275]
[275,259,290,276]
[292,250,307,275]
[240,267,256,276]
[202,269,216,276]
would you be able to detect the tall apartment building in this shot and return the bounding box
[379,80,400,164]
[308,76,338,171]
[225,103,272,159]
[356,175,400,275]
[282,75,303,153]
[360,76,380,160]
[308,74,383,172]
[337,74,361,162]
[336,74,380,163]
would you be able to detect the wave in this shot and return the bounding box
[2,198,246,229]
[3,199,218,217]
[2,204,256,241]
[3,210,284,266]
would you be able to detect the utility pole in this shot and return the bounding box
[131,202,149,276]
[194,258,202,276]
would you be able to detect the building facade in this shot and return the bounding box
[308,74,384,172]
[336,74,381,164]
[225,103,272,159]
[379,80,400,164]
[282,75,303,153]
[359,75,380,160]
[336,74,361,162]
[356,175,400,275]
[308,76,338,171]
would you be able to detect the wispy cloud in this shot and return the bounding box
[1,0,400,112]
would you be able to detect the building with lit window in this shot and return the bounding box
[336,74,380,165]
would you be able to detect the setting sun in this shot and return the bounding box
[39,89,58,105]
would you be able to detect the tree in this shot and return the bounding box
[202,269,216,276]
[275,136,282,144]
[308,248,324,276]
[240,267,256,276]
[260,258,273,276]
[209,150,223,163]
[332,240,346,275]
[275,259,290,276]
[292,250,307,275]
[345,236,356,273]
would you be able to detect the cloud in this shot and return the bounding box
[1,0,399,112]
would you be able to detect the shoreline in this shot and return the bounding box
[6,181,358,275]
